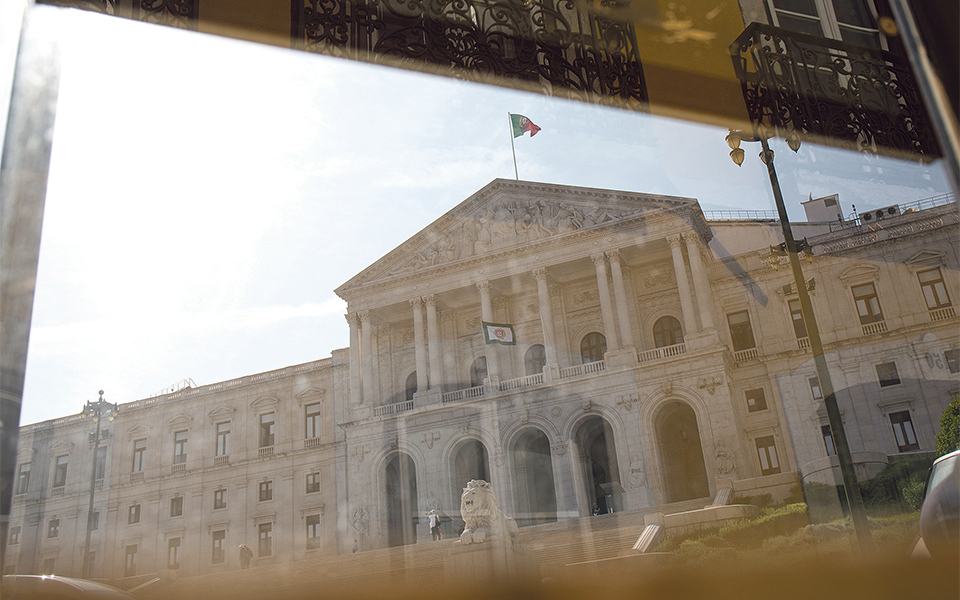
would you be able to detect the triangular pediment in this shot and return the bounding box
[905,250,945,267]
[127,424,151,437]
[207,406,236,424]
[50,440,73,453]
[296,387,325,405]
[336,179,699,297]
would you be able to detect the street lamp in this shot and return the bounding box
[79,390,118,578]
[725,128,875,555]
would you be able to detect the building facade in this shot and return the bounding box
[6,180,958,577]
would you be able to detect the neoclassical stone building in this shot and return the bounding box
[6,180,958,576]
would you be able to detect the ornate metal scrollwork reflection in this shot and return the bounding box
[731,22,937,159]
[40,0,199,29]
[292,0,648,106]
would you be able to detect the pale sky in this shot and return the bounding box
[7,5,951,425]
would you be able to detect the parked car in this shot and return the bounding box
[1,575,136,599]
[912,450,959,559]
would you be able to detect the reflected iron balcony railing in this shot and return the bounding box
[731,22,937,159]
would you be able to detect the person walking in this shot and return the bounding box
[427,509,442,541]
[239,543,253,569]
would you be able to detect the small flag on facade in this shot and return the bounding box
[510,114,541,138]
[482,322,517,345]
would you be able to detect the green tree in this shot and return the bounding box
[935,395,960,457]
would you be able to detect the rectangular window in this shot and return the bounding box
[259,481,273,502]
[809,377,823,401]
[132,439,146,472]
[259,413,275,448]
[788,299,807,339]
[305,403,322,439]
[214,488,227,510]
[821,424,836,457]
[258,523,273,557]
[755,436,781,476]
[53,455,68,487]
[42,558,56,575]
[9,526,20,545]
[212,530,226,564]
[124,545,137,577]
[769,0,881,47]
[216,422,230,456]
[168,537,181,570]
[852,283,883,325]
[306,472,320,494]
[170,496,183,517]
[95,447,107,480]
[89,510,100,531]
[128,504,141,524]
[945,349,959,374]
[918,268,951,309]
[48,518,60,538]
[745,388,768,413]
[16,464,30,495]
[876,362,901,387]
[889,411,919,452]
[173,430,188,465]
[727,311,756,351]
[306,514,321,549]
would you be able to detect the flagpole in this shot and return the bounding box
[507,112,518,180]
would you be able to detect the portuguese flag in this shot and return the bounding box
[510,114,541,138]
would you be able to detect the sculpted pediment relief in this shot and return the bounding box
[337,179,698,294]
[50,440,73,454]
[126,424,151,437]
[296,387,325,405]
[251,396,280,411]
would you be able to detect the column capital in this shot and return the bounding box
[357,310,372,323]
[684,234,704,250]
[476,281,491,294]
[423,294,438,307]
[590,252,607,266]
[409,297,425,309]
[607,249,622,263]
[532,267,549,282]
[666,234,684,248]
[345,313,359,327]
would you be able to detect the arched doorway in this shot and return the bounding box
[384,453,419,547]
[524,344,546,375]
[511,428,557,527]
[653,316,683,348]
[580,332,607,363]
[574,416,621,514]
[469,357,487,387]
[655,401,709,503]
[453,439,490,492]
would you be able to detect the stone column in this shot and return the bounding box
[477,282,500,382]
[533,268,560,378]
[359,310,375,404]
[591,253,620,351]
[667,234,697,335]
[607,250,636,349]
[346,313,362,404]
[685,234,716,331]
[424,294,443,390]
[410,298,428,394]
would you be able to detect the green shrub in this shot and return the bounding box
[717,503,809,547]
[729,492,772,508]
[936,395,960,457]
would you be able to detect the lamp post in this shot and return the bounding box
[79,390,118,578]
[725,129,875,554]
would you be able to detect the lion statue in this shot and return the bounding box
[459,479,520,545]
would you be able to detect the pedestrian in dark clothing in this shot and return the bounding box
[239,544,253,569]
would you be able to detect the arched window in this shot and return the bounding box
[653,316,683,348]
[469,357,487,388]
[404,372,417,402]
[580,332,607,364]
[524,344,546,375]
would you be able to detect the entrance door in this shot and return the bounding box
[655,401,709,502]
[512,428,557,526]
[385,453,419,546]
[575,416,621,514]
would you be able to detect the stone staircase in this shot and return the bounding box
[138,496,713,599]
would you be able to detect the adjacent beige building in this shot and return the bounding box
[6,180,957,579]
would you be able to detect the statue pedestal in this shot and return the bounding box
[444,540,540,586]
